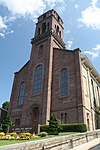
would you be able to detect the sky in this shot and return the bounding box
[0,0,100,107]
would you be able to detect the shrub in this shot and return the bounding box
[40,123,87,133]
[34,135,40,139]
[7,135,16,140]
[2,116,15,133]
[2,135,11,140]
[8,132,17,138]
[18,132,31,140]
[0,132,5,140]
[0,132,5,136]
[38,132,48,137]
[2,134,16,140]
[48,114,59,135]
[40,125,49,132]
[24,132,31,136]
[0,132,41,140]
[59,124,87,132]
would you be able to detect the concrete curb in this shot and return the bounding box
[69,138,100,150]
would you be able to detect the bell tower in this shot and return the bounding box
[31,9,65,48]
[29,9,65,125]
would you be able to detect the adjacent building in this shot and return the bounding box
[8,9,100,132]
[0,108,8,127]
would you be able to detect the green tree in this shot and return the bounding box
[2,101,10,110]
[48,114,59,135]
[2,116,15,133]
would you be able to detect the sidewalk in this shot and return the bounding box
[70,138,100,150]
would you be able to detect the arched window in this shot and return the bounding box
[18,82,25,106]
[38,28,40,35]
[42,22,46,33]
[61,68,68,96]
[33,65,43,94]
[97,86,100,102]
[59,31,61,38]
[38,45,43,57]
[61,113,64,124]
[15,118,20,126]
[91,79,96,107]
[56,26,59,35]
[65,113,68,124]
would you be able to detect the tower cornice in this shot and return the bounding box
[31,29,66,49]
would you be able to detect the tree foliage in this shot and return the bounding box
[2,101,10,110]
[48,114,59,135]
[2,116,14,133]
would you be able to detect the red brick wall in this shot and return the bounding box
[8,62,29,126]
[51,48,84,124]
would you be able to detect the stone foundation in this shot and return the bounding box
[0,130,100,150]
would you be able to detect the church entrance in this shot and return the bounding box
[32,107,39,133]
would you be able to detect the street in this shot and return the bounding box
[90,144,100,150]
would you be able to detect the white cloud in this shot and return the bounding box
[56,5,67,14]
[69,0,75,2]
[45,0,66,13]
[79,0,100,30]
[0,0,66,37]
[0,0,46,19]
[0,16,8,37]
[84,44,100,58]
[0,0,65,20]
[45,0,64,8]
[0,16,7,30]
[0,16,14,37]
[6,30,14,35]
[10,30,14,34]
[0,32,5,38]
[66,41,73,49]
[0,29,14,38]
[4,16,16,23]
[65,30,71,34]
[91,0,98,7]
[0,15,15,37]
[84,51,98,58]
[75,4,79,9]
[93,44,100,51]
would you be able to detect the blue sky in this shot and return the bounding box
[0,0,100,107]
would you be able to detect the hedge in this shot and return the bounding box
[40,123,87,133]
[40,125,49,133]
[38,132,48,137]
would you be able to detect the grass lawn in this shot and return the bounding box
[0,132,79,146]
[0,140,31,146]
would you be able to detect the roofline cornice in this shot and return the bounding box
[81,55,100,83]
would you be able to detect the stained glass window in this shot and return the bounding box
[18,82,25,106]
[33,65,43,94]
[61,68,68,96]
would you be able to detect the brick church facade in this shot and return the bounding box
[8,10,100,132]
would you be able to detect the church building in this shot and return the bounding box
[8,9,100,132]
